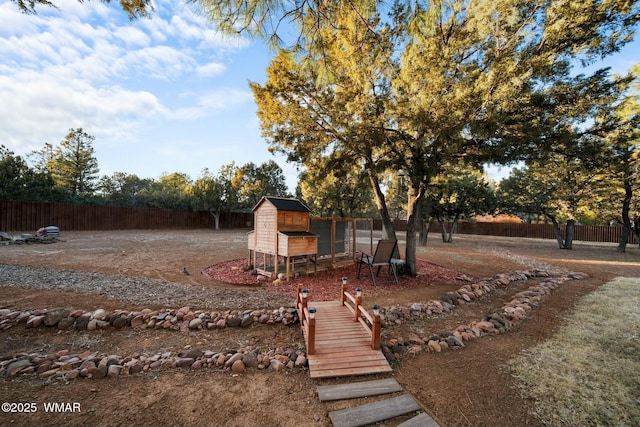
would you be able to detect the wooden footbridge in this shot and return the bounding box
[296,282,392,379]
[297,283,441,426]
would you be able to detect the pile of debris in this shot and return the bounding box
[0,226,60,245]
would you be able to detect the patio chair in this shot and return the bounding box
[357,239,398,286]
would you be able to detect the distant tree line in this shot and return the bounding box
[1,128,296,229]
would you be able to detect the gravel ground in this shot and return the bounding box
[0,263,295,310]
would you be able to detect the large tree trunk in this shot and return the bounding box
[617,178,633,253]
[564,219,574,250]
[550,215,573,249]
[439,220,448,242]
[210,211,221,230]
[404,184,423,277]
[368,169,396,240]
[551,217,565,249]
[447,217,459,243]
[418,197,432,246]
[438,220,457,243]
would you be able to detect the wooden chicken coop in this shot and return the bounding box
[247,196,318,280]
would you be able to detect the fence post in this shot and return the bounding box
[340,278,347,306]
[354,287,362,322]
[307,308,316,355]
[371,313,381,350]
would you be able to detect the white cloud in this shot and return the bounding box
[0,0,272,182]
[113,26,151,49]
[172,88,254,120]
[196,61,226,77]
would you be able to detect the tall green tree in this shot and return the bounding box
[138,172,193,209]
[297,160,376,218]
[97,172,154,207]
[598,64,640,252]
[192,164,240,229]
[248,0,640,275]
[499,66,634,249]
[430,167,497,243]
[232,160,290,208]
[1,145,57,201]
[48,128,100,200]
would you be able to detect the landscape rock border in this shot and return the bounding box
[0,269,587,381]
[379,271,589,360]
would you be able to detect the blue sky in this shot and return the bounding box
[1,0,638,190]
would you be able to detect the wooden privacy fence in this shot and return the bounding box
[452,221,638,244]
[0,200,253,231]
[372,219,638,244]
[2,200,637,244]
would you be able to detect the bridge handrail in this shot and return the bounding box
[340,283,381,350]
[296,285,315,355]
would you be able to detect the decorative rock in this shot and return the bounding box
[231,360,245,373]
[112,317,128,329]
[407,333,424,345]
[427,340,442,352]
[6,359,32,376]
[240,315,253,328]
[179,320,190,333]
[64,369,80,379]
[446,335,465,347]
[57,317,76,330]
[107,365,122,377]
[96,320,110,328]
[269,359,285,371]
[39,368,60,378]
[242,352,259,368]
[226,353,244,367]
[175,358,195,368]
[294,354,307,367]
[475,321,495,332]
[407,345,422,356]
[79,358,96,369]
[226,317,241,327]
[189,318,202,330]
[180,349,203,359]
[45,309,70,326]
[26,315,45,328]
[130,315,145,328]
[93,366,108,378]
[216,355,226,366]
[75,315,91,330]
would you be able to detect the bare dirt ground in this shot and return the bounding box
[1,229,639,427]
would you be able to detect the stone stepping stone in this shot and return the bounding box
[317,378,403,401]
[328,394,422,427]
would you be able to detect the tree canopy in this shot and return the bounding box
[246,0,640,274]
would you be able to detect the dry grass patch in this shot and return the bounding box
[510,277,640,427]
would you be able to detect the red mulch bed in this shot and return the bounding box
[204,259,468,301]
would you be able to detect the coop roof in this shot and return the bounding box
[279,231,317,237]
[253,196,311,212]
